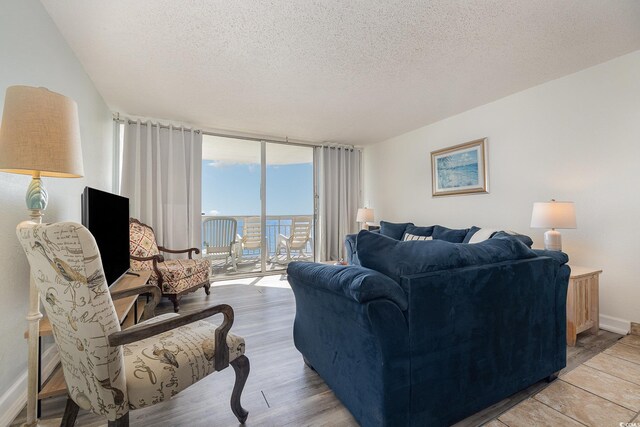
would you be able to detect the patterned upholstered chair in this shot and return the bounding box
[16,221,249,426]
[129,218,211,312]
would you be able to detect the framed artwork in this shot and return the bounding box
[431,138,488,197]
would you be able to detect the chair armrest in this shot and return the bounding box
[158,246,200,259]
[108,304,234,371]
[277,234,290,244]
[130,254,164,282]
[110,284,161,321]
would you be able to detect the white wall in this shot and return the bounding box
[0,0,113,415]
[364,50,640,328]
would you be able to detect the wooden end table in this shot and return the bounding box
[566,266,602,346]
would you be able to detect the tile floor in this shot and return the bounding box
[490,335,640,426]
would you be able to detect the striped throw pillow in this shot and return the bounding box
[402,233,433,241]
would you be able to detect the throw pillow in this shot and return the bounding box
[380,221,413,240]
[356,230,537,283]
[468,228,498,244]
[404,224,434,238]
[462,226,481,243]
[402,233,433,241]
[432,225,469,243]
[492,230,534,248]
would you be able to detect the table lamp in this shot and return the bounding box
[530,199,576,251]
[356,207,374,230]
[0,85,84,426]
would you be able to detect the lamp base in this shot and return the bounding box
[544,229,562,251]
[26,174,48,212]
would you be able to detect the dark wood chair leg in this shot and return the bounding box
[169,295,180,312]
[60,396,80,427]
[546,372,559,383]
[107,412,129,427]
[230,355,250,424]
[204,282,211,295]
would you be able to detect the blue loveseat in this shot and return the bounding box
[287,222,570,427]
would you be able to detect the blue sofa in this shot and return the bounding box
[287,224,570,427]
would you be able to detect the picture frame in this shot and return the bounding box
[431,138,488,197]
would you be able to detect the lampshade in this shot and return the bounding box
[356,207,374,223]
[530,200,576,229]
[0,85,84,177]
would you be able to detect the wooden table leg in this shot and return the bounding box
[589,275,599,335]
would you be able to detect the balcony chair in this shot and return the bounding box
[236,216,262,263]
[272,216,313,264]
[202,217,239,273]
[16,221,249,427]
[129,218,210,312]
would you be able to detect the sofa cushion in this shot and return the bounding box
[356,230,537,283]
[432,225,469,243]
[287,262,408,310]
[404,224,434,239]
[492,231,534,248]
[380,221,413,240]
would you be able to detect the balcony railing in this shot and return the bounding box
[201,214,314,259]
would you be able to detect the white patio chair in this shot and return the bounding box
[202,217,239,272]
[272,216,313,264]
[236,217,262,263]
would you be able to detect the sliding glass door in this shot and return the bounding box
[201,135,314,278]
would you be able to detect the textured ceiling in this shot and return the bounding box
[41,0,640,145]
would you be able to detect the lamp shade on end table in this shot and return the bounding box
[531,200,576,251]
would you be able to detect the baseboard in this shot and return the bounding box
[0,346,60,427]
[600,314,631,335]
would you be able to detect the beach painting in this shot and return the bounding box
[431,138,488,196]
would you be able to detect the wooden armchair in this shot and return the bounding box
[17,221,249,427]
[129,217,211,312]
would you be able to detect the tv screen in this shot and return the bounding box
[81,187,130,285]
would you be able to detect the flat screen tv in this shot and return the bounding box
[81,187,130,285]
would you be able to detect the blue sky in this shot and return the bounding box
[202,161,313,216]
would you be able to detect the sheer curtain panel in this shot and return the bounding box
[121,120,203,253]
[315,146,362,261]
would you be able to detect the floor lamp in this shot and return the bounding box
[0,86,84,426]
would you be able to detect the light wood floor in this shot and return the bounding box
[12,275,623,427]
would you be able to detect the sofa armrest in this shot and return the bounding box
[532,249,569,265]
[287,262,408,310]
[344,234,359,265]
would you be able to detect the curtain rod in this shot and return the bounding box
[119,118,201,134]
[113,116,357,150]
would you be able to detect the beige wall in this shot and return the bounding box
[364,50,640,330]
[0,0,113,412]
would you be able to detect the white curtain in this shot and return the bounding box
[121,120,202,252]
[315,146,362,261]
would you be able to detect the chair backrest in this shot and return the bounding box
[202,217,237,255]
[241,216,262,250]
[16,221,128,420]
[290,216,312,249]
[129,217,160,271]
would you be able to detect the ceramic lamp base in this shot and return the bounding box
[26,174,48,211]
[544,229,562,251]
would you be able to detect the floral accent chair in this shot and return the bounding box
[16,221,250,427]
[129,218,211,312]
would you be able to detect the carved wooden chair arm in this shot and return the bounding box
[158,246,200,259]
[129,254,164,283]
[110,284,161,321]
[108,304,234,371]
